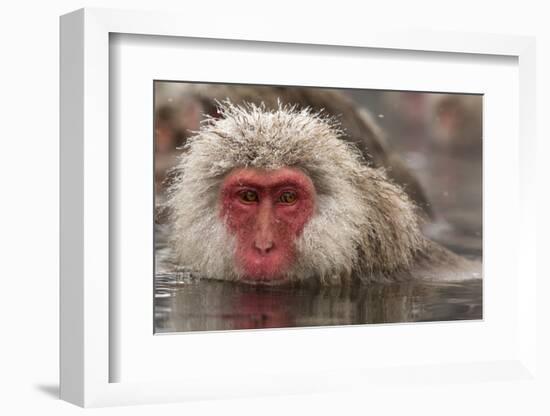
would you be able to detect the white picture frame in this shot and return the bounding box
[60,7,537,408]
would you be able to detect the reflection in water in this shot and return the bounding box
[155,272,482,333]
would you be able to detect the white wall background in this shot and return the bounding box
[0,1,548,414]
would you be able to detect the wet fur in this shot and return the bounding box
[178,84,434,217]
[166,102,474,285]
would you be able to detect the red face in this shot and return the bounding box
[220,167,316,283]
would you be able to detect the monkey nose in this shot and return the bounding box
[254,239,274,255]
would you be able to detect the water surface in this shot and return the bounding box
[154,225,482,333]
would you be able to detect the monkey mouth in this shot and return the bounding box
[238,254,290,284]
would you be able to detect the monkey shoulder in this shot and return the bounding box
[410,239,482,282]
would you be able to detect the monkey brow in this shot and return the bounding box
[230,178,305,191]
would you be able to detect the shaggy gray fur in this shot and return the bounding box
[166,101,467,284]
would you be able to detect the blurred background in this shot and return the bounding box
[154,82,482,258]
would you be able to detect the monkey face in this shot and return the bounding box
[220,167,316,283]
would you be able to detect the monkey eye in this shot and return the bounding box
[278,191,297,205]
[238,190,259,204]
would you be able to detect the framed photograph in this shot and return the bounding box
[60,8,537,407]
[153,81,484,334]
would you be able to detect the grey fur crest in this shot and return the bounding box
[165,101,427,284]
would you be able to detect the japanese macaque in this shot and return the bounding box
[165,102,478,285]
[157,84,433,217]
[431,95,483,154]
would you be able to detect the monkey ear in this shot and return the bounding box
[208,106,223,120]
[200,98,224,120]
